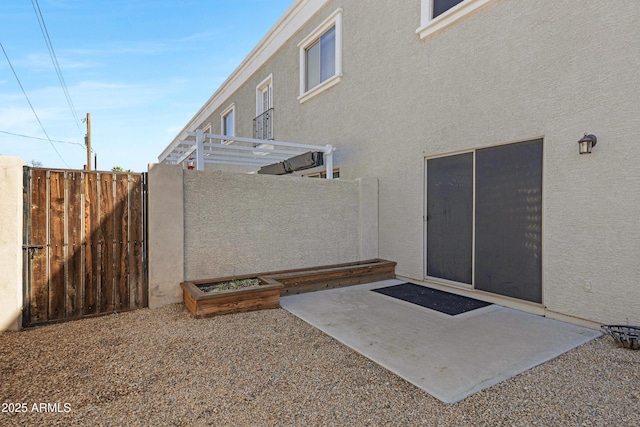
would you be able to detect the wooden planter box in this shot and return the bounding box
[269,258,397,296]
[181,275,283,318]
[181,258,396,318]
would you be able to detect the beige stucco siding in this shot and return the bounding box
[148,163,185,308]
[169,0,640,325]
[183,171,361,280]
[0,156,25,331]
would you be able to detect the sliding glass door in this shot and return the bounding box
[426,139,543,303]
[426,153,474,285]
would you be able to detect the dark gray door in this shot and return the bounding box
[426,153,473,284]
[475,139,543,303]
[425,139,543,303]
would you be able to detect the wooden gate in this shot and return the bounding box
[22,168,148,326]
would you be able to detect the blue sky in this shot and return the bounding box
[0,0,292,172]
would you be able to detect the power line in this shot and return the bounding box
[0,42,70,167]
[0,130,89,149]
[31,0,84,138]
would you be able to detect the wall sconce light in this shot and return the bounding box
[578,133,597,154]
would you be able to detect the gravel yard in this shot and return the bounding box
[1,304,639,426]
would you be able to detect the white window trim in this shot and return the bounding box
[417,0,495,39]
[220,103,235,145]
[254,74,274,153]
[256,73,273,116]
[201,124,212,157]
[297,8,343,104]
[303,168,340,179]
[202,124,211,142]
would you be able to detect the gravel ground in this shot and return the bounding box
[1,304,638,426]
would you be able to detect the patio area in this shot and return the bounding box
[1,284,638,426]
[280,279,601,403]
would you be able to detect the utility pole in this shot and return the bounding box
[85,112,92,171]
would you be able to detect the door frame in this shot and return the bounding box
[423,138,545,304]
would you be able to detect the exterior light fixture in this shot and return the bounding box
[187,157,195,170]
[578,133,597,154]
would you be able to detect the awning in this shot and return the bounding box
[158,129,336,178]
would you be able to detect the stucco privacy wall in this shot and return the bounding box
[0,156,25,331]
[183,171,375,280]
[148,165,377,305]
[161,1,640,325]
[148,163,184,309]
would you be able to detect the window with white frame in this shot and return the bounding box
[304,168,340,179]
[433,0,464,18]
[298,8,343,103]
[306,26,335,90]
[417,0,495,39]
[202,124,212,150]
[255,74,273,140]
[220,104,235,144]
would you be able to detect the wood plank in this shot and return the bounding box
[256,258,389,277]
[128,174,145,308]
[66,171,84,318]
[99,173,115,312]
[194,289,279,309]
[189,282,283,301]
[188,259,394,286]
[195,288,280,317]
[113,174,129,311]
[279,271,396,296]
[181,281,281,318]
[182,289,197,317]
[25,169,148,325]
[48,171,65,320]
[83,172,99,315]
[272,263,396,286]
[29,169,48,324]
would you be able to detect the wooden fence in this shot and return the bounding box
[22,168,147,326]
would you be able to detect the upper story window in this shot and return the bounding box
[298,8,343,104]
[220,104,235,144]
[433,0,464,18]
[417,0,496,39]
[254,74,273,140]
[305,26,335,91]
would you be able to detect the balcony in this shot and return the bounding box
[253,108,273,141]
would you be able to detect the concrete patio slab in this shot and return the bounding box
[280,279,601,403]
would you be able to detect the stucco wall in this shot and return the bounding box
[148,163,185,308]
[183,171,371,280]
[0,156,25,331]
[148,166,377,305]
[166,1,640,325]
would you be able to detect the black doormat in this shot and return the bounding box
[372,283,492,316]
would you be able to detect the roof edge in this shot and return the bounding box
[159,0,330,162]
